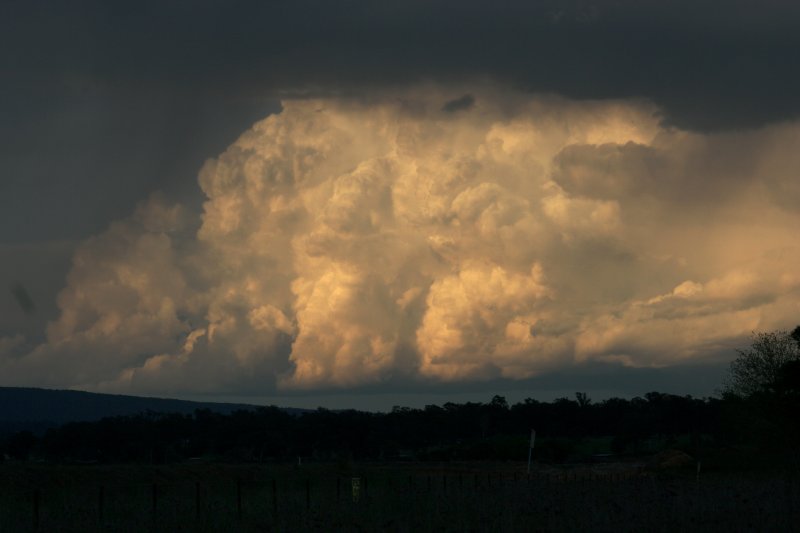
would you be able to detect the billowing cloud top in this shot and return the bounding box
[2,86,799,395]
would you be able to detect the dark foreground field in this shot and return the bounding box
[1,462,797,532]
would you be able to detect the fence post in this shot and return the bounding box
[195,482,201,521]
[237,479,242,520]
[98,485,105,526]
[272,479,277,520]
[33,488,40,531]
[152,483,158,527]
[306,478,310,511]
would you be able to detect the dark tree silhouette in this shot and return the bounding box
[791,325,800,347]
[6,430,37,460]
[723,328,800,398]
[27,391,727,465]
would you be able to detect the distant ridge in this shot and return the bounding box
[0,387,305,434]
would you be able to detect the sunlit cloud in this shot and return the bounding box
[4,85,799,395]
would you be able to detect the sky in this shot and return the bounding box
[2,1,800,411]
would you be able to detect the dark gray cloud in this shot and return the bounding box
[3,0,797,245]
[3,0,799,132]
[442,94,476,113]
[10,283,35,315]
[0,241,73,337]
[0,81,279,243]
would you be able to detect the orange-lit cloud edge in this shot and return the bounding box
[3,84,799,396]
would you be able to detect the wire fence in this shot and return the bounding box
[1,466,797,531]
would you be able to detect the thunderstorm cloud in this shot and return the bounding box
[3,85,800,395]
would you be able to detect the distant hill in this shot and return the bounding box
[0,387,304,434]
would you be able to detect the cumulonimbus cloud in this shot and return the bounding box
[3,85,800,394]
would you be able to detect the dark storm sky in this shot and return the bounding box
[3,0,799,241]
[1,1,798,408]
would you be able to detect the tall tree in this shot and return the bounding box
[723,328,800,398]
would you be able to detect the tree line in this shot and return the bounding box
[2,327,798,467]
[2,392,720,464]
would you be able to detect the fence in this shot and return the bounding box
[1,466,796,531]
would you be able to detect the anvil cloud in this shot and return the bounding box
[2,86,799,395]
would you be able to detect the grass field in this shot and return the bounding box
[1,461,797,531]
